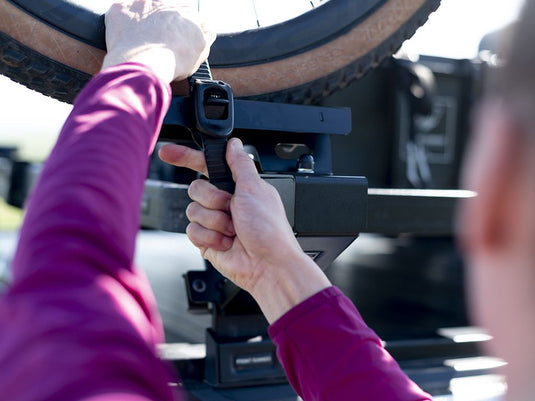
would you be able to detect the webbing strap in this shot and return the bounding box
[189,61,235,194]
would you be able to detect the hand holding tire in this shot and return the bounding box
[102,0,216,83]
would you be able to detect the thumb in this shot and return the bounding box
[226,138,260,185]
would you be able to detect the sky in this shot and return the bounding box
[400,0,524,59]
[0,0,525,161]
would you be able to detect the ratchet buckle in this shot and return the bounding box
[191,78,235,194]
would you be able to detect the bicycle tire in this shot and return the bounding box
[0,0,440,104]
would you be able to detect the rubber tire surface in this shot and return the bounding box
[0,0,440,104]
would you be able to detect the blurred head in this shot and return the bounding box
[458,0,535,397]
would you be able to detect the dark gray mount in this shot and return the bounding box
[142,77,368,389]
[139,65,468,392]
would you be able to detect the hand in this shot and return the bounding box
[159,139,331,322]
[102,0,215,83]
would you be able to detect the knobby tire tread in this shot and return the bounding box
[241,0,440,104]
[0,0,440,104]
[0,31,90,103]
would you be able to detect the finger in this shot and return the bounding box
[226,138,261,187]
[105,2,128,20]
[199,19,217,45]
[186,202,235,237]
[129,0,149,14]
[186,222,233,252]
[188,179,231,212]
[158,144,208,176]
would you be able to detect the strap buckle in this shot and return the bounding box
[192,79,234,138]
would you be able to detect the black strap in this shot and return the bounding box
[191,61,212,81]
[190,61,235,194]
[202,136,235,194]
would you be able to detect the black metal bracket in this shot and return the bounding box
[154,93,364,388]
[142,174,368,237]
[184,266,240,311]
[142,180,472,236]
[162,97,351,137]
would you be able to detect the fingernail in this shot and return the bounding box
[230,137,243,150]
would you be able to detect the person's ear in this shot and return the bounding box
[457,102,522,256]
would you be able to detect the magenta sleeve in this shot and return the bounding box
[269,286,432,401]
[0,63,181,401]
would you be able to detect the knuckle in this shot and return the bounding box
[240,176,262,193]
[215,212,228,229]
[210,231,228,249]
[188,179,201,199]
[185,202,196,220]
[266,182,281,198]
[208,190,220,206]
[185,223,198,244]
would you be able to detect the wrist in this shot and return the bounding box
[250,250,331,323]
[102,47,177,84]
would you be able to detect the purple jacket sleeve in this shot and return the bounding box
[0,64,180,401]
[268,286,432,401]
